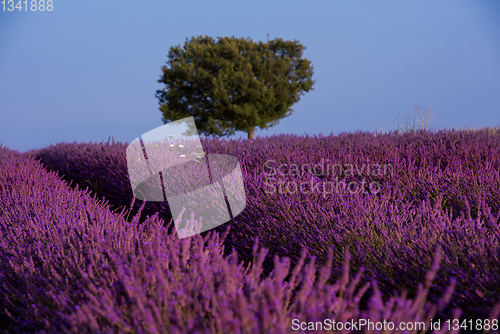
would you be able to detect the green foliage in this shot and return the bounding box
[155,35,316,139]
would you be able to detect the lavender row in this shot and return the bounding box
[0,146,479,333]
[25,128,500,321]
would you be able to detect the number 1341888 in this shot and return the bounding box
[2,0,53,11]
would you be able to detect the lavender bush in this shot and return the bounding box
[1,145,490,332]
[18,128,500,331]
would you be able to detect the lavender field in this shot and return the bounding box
[1,128,499,333]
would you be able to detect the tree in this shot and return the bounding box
[155,34,315,139]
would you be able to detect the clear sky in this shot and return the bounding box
[1,0,499,152]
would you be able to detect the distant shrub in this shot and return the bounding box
[394,105,434,133]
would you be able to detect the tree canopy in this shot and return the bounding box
[155,34,315,139]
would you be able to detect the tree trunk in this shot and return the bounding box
[248,128,255,140]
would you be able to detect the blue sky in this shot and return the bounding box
[1,0,499,152]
